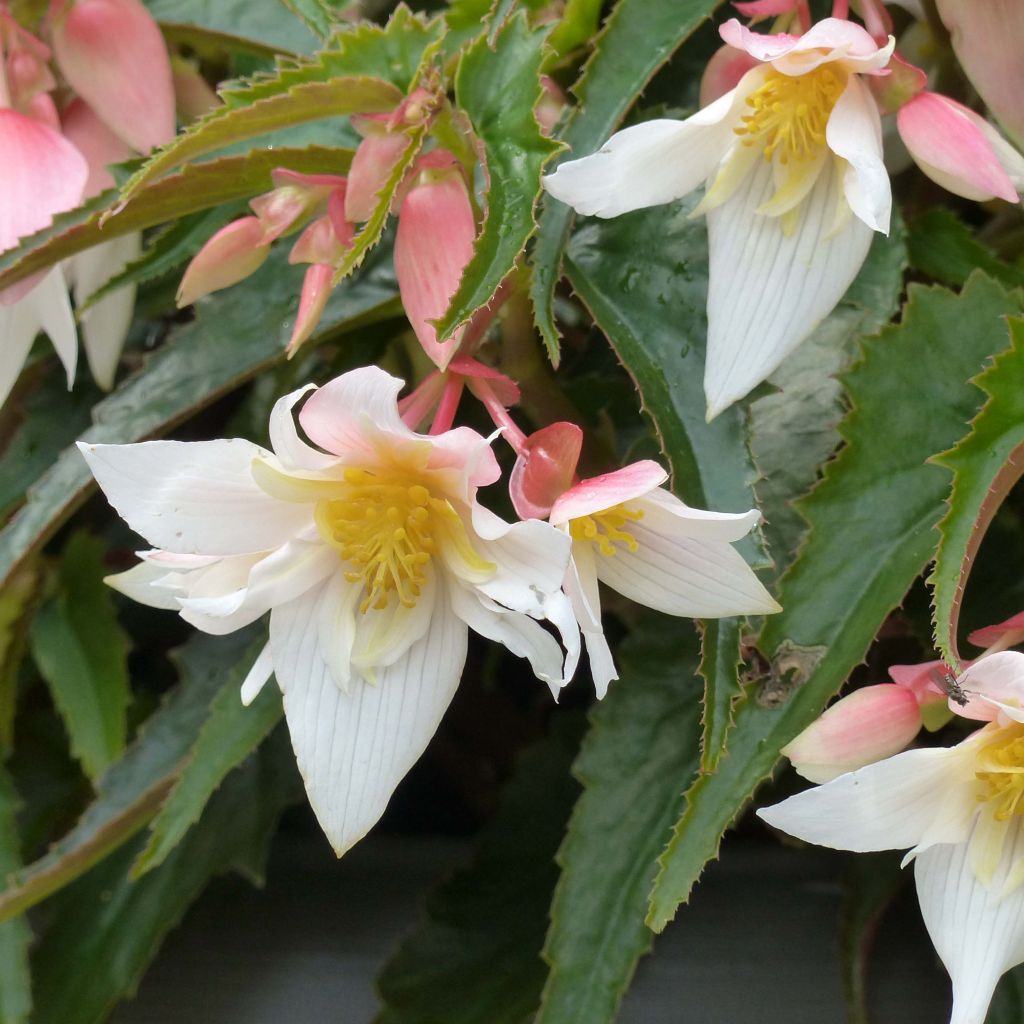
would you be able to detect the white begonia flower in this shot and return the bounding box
[542,17,894,420]
[79,366,579,854]
[759,651,1024,1024]
[547,459,780,697]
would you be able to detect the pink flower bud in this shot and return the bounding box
[175,217,269,307]
[50,0,175,154]
[732,0,798,17]
[61,98,133,197]
[699,44,759,107]
[888,659,955,731]
[394,153,476,370]
[897,92,1021,203]
[345,130,409,223]
[250,170,346,241]
[0,14,55,111]
[968,611,1024,653]
[288,201,353,266]
[287,263,333,354]
[781,684,923,784]
[510,421,583,520]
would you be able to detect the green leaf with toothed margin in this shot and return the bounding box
[0,146,353,295]
[646,273,1023,934]
[118,7,440,203]
[277,0,340,40]
[534,618,702,1024]
[432,13,562,342]
[930,316,1024,669]
[698,617,743,773]
[0,768,30,1024]
[529,0,725,364]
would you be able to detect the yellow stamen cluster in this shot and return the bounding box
[315,468,481,614]
[735,65,846,164]
[976,730,1024,822]
[569,504,644,557]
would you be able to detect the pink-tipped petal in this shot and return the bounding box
[509,422,584,520]
[60,97,133,198]
[176,217,269,307]
[700,44,760,106]
[549,461,668,526]
[958,652,1024,723]
[446,355,520,406]
[345,131,409,223]
[897,93,1019,203]
[393,160,476,370]
[287,263,333,354]
[51,0,175,153]
[781,684,923,784]
[888,659,949,704]
[969,612,1024,651]
[0,108,88,253]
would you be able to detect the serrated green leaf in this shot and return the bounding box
[0,146,353,294]
[647,273,1023,933]
[529,0,724,362]
[277,0,338,39]
[698,617,742,772]
[133,646,282,877]
[158,20,293,62]
[0,628,256,924]
[535,618,702,1024]
[29,729,299,1024]
[931,317,1024,668]
[907,208,1024,290]
[442,0,495,57]
[433,14,562,341]
[374,717,581,1024]
[147,0,320,53]
[0,768,30,1024]
[29,534,131,781]
[545,0,601,63]
[120,7,442,202]
[750,219,907,573]
[0,239,398,596]
[0,565,38,756]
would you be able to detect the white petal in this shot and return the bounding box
[916,824,1024,1024]
[75,233,142,390]
[757,746,972,852]
[0,294,43,407]
[704,155,874,418]
[270,575,468,854]
[351,571,437,676]
[635,487,761,543]
[826,75,891,233]
[269,383,338,471]
[594,518,779,617]
[240,642,274,706]
[541,81,757,218]
[78,439,313,556]
[105,558,188,610]
[27,266,77,389]
[565,542,618,698]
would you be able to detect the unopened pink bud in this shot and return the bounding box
[969,611,1024,653]
[510,421,583,520]
[699,45,759,107]
[898,92,1020,204]
[732,0,798,18]
[61,98,133,197]
[287,263,333,354]
[51,0,175,154]
[345,131,409,223]
[251,171,346,240]
[394,155,476,370]
[781,684,922,784]
[176,217,268,307]
[289,204,353,266]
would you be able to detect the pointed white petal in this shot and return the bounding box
[565,542,617,698]
[105,558,189,610]
[27,266,77,389]
[826,76,891,233]
[240,643,275,706]
[704,155,874,417]
[75,233,142,390]
[541,81,757,218]
[78,439,313,555]
[916,825,1024,1024]
[269,383,338,471]
[0,295,43,407]
[635,487,761,543]
[351,572,437,675]
[271,575,468,854]
[757,746,972,852]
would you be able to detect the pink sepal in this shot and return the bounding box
[176,217,269,306]
[781,684,922,784]
[345,131,409,223]
[549,460,668,526]
[898,92,1019,203]
[969,612,1024,651]
[249,174,342,242]
[447,355,520,406]
[287,263,333,354]
[61,98,133,197]
[51,0,175,153]
[393,155,476,370]
[700,45,760,107]
[0,108,88,254]
[509,422,583,521]
[887,659,949,706]
[289,195,354,266]
[25,91,60,131]
[733,0,798,17]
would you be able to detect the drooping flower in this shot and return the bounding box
[759,651,1024,1024]
[542,17,895,419]
[79,366,578,854]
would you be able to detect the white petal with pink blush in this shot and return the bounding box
[80,365,577,854]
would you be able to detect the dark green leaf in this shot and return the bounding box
[931,317,1024,667]
[0,565,39,756]
[29,534,131,781]
[545,0,602,63]
[535,618,702,1024]
[147,0,320,53]
[133,651,282,877]
[698,618,742,772]
[647,273,1023,932]
[433,13,562,341]
[529,0,724,362]
[277,0,338,40]
[907,208,1024,290]
[987,965,1024,1024]
[0,768,30,1024]
[374,717,582,1024]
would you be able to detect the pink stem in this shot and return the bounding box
[831,0,849,17]
[398,371,444,430]
[470,378,529,456]
[429,377,464,435]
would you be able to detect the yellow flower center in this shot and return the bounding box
[569,504,643,557]
[976,729,1024,822]
[314,467,491,613]
[735,65,846,164]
